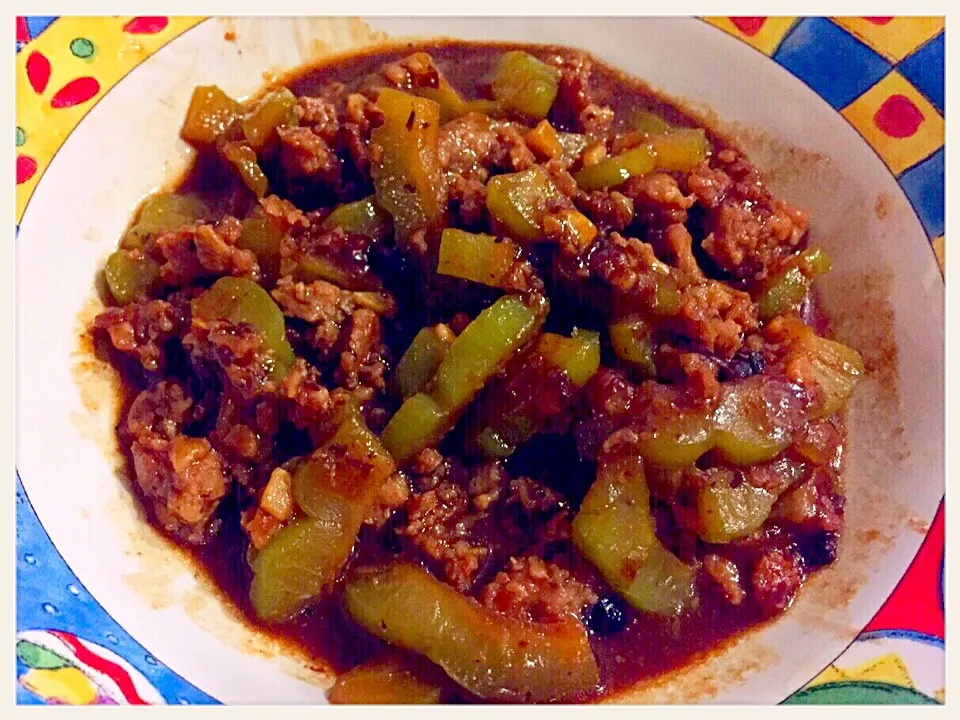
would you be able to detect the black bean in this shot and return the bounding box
[798,531,838,569]
[587,596,628,636]
[717,350,766,382]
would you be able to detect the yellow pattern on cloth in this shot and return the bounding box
[841,70,945,176]
[16,17,205,222]
[20,667,99,705]
[701,17,797,56]
[832,17,944,62]
[805,652,916,690]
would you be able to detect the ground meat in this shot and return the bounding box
[408,448,451,492]
[404,481,468,539]
[579,103,615,135]
[437,115,535,180]
[277,126,342,188]
[481,556,598,623]
[401,481,490,591]
[131,435,229,545]
[574,367,640,461]
[689,149,809,279]
[655,347,721,403]
[467,462,508,512]
[438,113,497,179]
[771,467,844,533]
[343,92,382,174]
[577,190,635,232]
[210,393,265,465]
[335,308,388,391]
[549,51,596,130]
[623,173,694,230]
[277,358,334,434]
[702,554,746,606]
[542,159,580,198]
[507,477,565,515]
[272,276,347,325]
[126,381,193,448]
[663,223,705,280]
[590,232,669,305]
[271,276,351,358]
[685,161,732,208]
[94,299,182,371]
[674,280,758,357]
[490,124,536,172]
[294,95,340,144]
[261,194,309,232]
[793,418,845,470]
[154,221,259,285]
[447,173,488,228]
[380,51,443,91]
[364,471,411,528]
[751,548,804,615]
[183,318,276,399]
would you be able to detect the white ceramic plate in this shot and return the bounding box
[17,17,944,704]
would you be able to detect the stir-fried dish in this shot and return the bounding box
[90,42,863,703]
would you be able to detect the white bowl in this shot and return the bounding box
[17,17,944,704]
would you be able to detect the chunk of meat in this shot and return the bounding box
[574,367,640,461]
[468,462,508,512]
[261,195,308,233]
[401,481,489,591]
[481,556,598,623]
[590,232,667,301]
[278,222,378,292]
[277,358,334,435]
[153,220,259,285]
[655,346,722,403]
[343,92,382,175]
[437,114,536,179]
[126,381,194,450]
[379,51,443,91]
[623,173,694,230]
[294,95,340,144]
[702,554,745,606]
[688,149,809,279]
[771,467,844,534]
[751,548,804,615]
[364,471,411,528]
[131,435,229,545]
[271,276,393,365]
[579,103,615,135]
[548,51,597,131]
[277,126,342,188]
[674,280,758,358]
[408,448,451,493]
[577,190,635,232]
[447,173,488,228]
[183,317,276,399]
[94,300,182,372]
[663,223,705,280]
[335,307,388,391]
[507,477,565,515]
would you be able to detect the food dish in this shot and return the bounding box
[17,16,944,706]
[88,41,863,703]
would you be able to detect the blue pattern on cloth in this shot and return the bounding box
[774,17,892,109]
[899,147,945,238]
[15,472,218,705]
[899,32,945,115]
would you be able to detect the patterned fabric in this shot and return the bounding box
[704,16,945,273]
[15,16,945,705]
